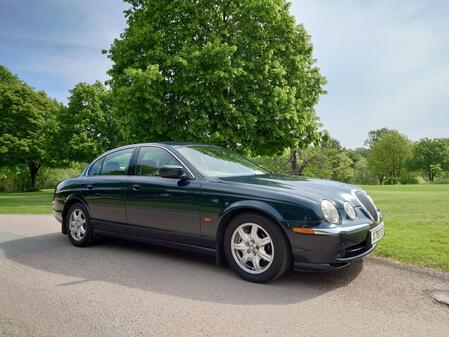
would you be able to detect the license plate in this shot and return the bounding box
[370,222,384,244]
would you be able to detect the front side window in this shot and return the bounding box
[99,148,134,175]
[176,145,268,177]
[135,147,181,176]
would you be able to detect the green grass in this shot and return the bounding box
[0,185,448,272]
[0,189,53,214]
[364,184,449,272]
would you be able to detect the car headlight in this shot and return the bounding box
[320,199,340,224]
[343,201,357,219]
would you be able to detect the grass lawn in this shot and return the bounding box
[0,189,53,214]
[0,184,448,272]
[364,184,449,272]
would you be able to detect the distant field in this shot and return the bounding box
[364,184,449,272]
[0,184,448,272]
[0,189,53,214]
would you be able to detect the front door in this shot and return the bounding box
[126,146,202,244]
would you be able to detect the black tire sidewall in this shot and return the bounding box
[224,213,290,283]
[66,203,93,247]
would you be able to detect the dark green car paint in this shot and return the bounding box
[53,143,383,271]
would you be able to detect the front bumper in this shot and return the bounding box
[288,221,383,271]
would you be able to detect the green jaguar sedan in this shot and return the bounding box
[53,143,384,283]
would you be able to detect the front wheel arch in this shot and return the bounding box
[215,206,292,267]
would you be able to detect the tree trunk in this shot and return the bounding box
[289,147,299,175]
[28,163,40,190]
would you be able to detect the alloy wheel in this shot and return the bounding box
[230,223,274,274]
[69,208,86,241]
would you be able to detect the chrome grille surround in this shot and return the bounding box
[353,190,379,222]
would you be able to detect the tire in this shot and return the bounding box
[65,203,94,247]
[224,212,292,283]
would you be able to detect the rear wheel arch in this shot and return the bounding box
[62,196,90,234]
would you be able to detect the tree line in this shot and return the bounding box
[253,129,449,185]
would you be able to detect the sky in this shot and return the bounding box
[1,0,448,148]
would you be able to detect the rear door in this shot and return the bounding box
[126,146,202,244]
[83,147,135,233]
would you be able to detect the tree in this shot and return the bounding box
[0,66,61,189]
[57,82,123,163]
[106,0,325,155]
[0,65,20,84]
[333,151,354,183]
[364,127,392,147]
[367,129,412,184]
[352,157,377,185]
[408,138,449,182]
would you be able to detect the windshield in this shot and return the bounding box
[176,145,269,177]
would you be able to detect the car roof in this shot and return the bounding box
[100,142,216,155]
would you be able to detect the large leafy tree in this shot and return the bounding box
[106,0,325,155]
[409,138,449,182]
[0,66,61,189]
[57,82,123,163]
[367,129,412,184]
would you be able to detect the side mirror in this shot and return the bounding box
[159,165,186,179]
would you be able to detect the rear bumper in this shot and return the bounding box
[288,221,383,271]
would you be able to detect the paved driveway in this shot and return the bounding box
[0,215,448,337]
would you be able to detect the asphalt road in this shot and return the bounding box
[0,215,448,337]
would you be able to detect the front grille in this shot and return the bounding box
[355,191,379,221]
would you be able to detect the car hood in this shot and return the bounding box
[219,174,361,207]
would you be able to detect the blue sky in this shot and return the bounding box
[1,0,448,148]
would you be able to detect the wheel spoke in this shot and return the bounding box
[252,255,261,272]
[232,242,246,251]
[258,249,272,263]
[258,237,271,247]
[238,228,250,242]
[250,224,258,241]
[240,254,251,266]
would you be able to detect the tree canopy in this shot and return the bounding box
[409,138,449,182]
[57,82,122,163]
[0,66,61,189]
[367,129,412,184]
[106,0,326,155]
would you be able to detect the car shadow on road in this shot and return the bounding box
[0,233,363,305]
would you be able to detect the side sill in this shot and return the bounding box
[93,229,217,257]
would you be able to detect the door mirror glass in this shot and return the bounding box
[159,165,185,179]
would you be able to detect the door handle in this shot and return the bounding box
[132,184,141,191]
[87,184,93,190]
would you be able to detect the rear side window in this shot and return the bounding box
[87,157,104,176]
[100,148,134,176]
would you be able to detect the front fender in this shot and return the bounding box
[218,199,289,229]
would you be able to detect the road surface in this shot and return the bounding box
[0,215,448,337]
